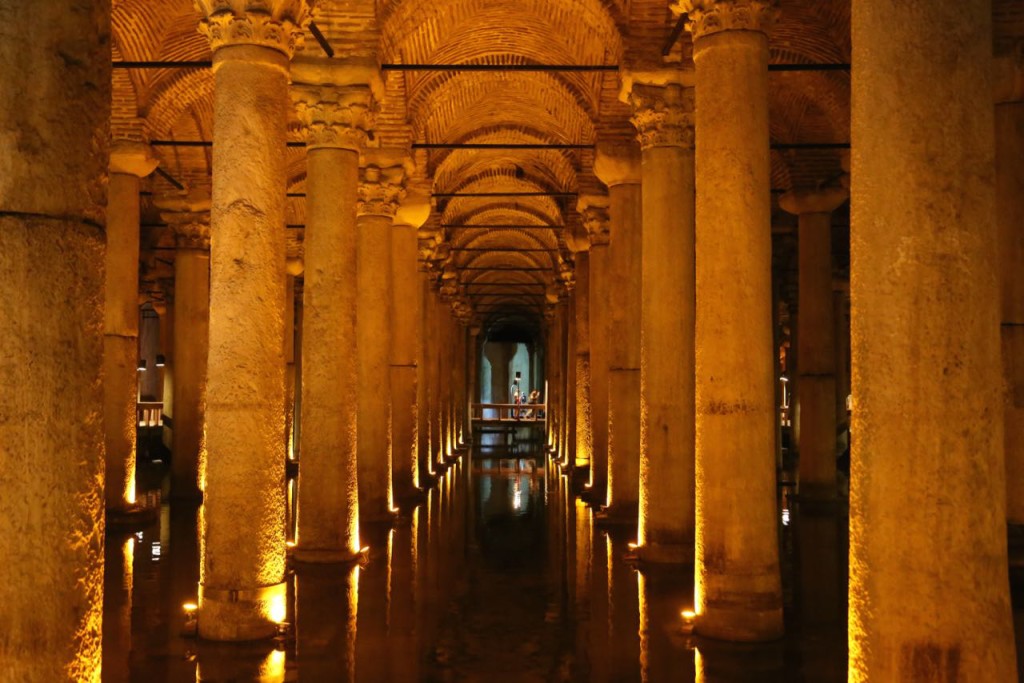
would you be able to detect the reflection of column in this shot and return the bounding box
[106,142,158,512]
[779,187,848,501]
[849,0,1015,679]
[392,192,431,504]
[196,0,310,640]
[595,144,642,519]
[996,44,1024,524]
[291,63,377,560]
[579,195,611,501]
[606,531,640,680]
[357,151,409,521]
[677,0,783,641]
[158,196,211,500]
[626,74,696,563]
[0,3,107,675]
[388,517,421,682]
[295,565,359,682]
[101,535,134,683]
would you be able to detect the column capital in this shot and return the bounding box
[157,191,212,250]
[110,140,159,177]
[195,1,313,58]
[577,194,611,246]
[291,83,378,150]
[395,188,432,229]
[622,75,696,151]
[564,224,591,254]
[358,150,413,218]
[594,141,641,187]
[672,0,778,42]
[778,186,848,216]
[994,39,1024,104]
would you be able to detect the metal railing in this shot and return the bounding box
[471,402,547,422]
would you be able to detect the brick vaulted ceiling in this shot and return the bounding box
[111,0,1021,327]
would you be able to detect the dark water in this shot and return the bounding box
[102,448,1024,681]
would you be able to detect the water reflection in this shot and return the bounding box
[107,451,855,682]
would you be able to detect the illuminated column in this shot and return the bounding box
[568,233,593,469]
[594,143,642,519]
[485,341,516,417]
[546,301,563,453]
[291,63,379,559]
[284,258,301,459]
[467,326,481,443]
[676,0,783,640]
[849,0,1016,678]
[624,74,697,563]
[416,269,435,483]
[0,2,108,676]
[105,143,158,513]
[158,195,211,500]
[392,191,431,504]
[780,187,847,501]
[427,283,444,467]
[196,0,311,640]
[579,196,611,502]
[562,289,577,468]
[357,150,409,522]
[996,43,1024,524]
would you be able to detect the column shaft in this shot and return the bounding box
[575,253,593,469]
[201,43,291,641]
[850,0,1016,678]
[392,223,421,502]
[0,1,108,675]
[588,243,611,498]
[417,277,434,480]
[687,10,782,639]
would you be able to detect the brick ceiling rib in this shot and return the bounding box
[453,228,559,253]
[435,151,578,196]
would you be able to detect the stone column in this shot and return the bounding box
[357,151,409,522]
[392,191,431,505]
[427,283,444,465]
[157,295,175,451]
[0,2,108,677]
[625,73,696,563]
[546,302,563,453]
[562,291,577,468]
[676,0,783,640]
[416,269,436,483]
[158,195,211,500]
[832,285,850,433]
[594,143,642,520]
[579,195,611,501]
[291,62,379,560]
[849,0,1016,678]
[996,43,1024,524]
[467,325,481,443]
[106,143,158,513]
[780,187,848,501]
[195,0,311,641]
[284,261,300,459]
[568,230,593,470]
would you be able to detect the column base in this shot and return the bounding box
[394,488,429,510]
[696,597,784,643]
[198,582,287,642]
[634,542,693,565]
[292,546,367,566]
[595,503,638,526]
[360,507,400,526]
[580,482,606,507]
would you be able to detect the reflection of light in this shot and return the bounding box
[513,478,522,510]
[285,540,296,548]
[262,649,285,679]
[183,602,198,614]
[781,508,790,526]
[151,542,161,559]
[123,538,134,593]
[628,542,638,551]
[681,610,696,620]
[268,593,287,624]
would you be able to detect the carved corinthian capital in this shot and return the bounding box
[577,195,610,246]
[628,82,696,151]
[195,0,313,57]
[672,0,778,42]
[157,191,212,250]
[358,151,413,218]
[292,84,377,150]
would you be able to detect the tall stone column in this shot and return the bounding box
[392,191,431,505]
[467,325,481,443]
[291,62,379,560]
[484,341,515,415]
[0,1,109,677]
[996,43,1024,524]
[832,285,850,433]
[594,143,642,520]
[676,0,783,640]
[568,232,593,470]
[562,291,577,468]
[625,74,696,563]
[157,195,211,500]
[579,195,611,501]
[546,302,563,453]
[106,143,158,513]
[780,187,847,501]
[284,261,300,459]
[416,269,436,482]
[195,0,311,641]
[426,283,444,466]
[849,0,1016,679]
[357,150,409,522]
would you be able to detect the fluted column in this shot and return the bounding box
[357,151,409,522]
[392,191,431,505]
[780,187,848,502]
[676,0,782,640]
[105,143,158,513]
[291,62,379,560]
[996,43,1024,524]
[0,2,109,676]
[579,195,611,502]
[594,143,642,520]
[625,74,696,563]
[849,0,1016,678]
[196,0,311,641]
[158,195,211,500]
